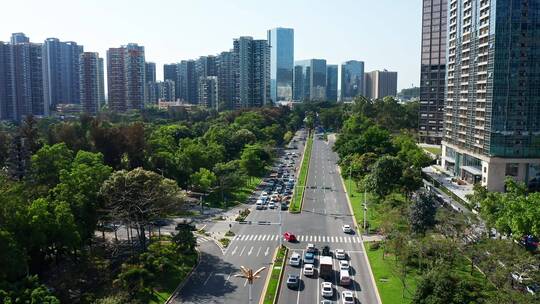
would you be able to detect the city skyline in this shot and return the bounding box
[0,0,421,90]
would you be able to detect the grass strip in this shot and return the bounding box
[263,246,288,304]
[343,177,382,233]
[289,133,313,213]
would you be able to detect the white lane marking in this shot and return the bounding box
[226,272,232,281]
[349,251,360,300]
[239,246,246,256]
[265,247,270,256]
[330,236,335,242]
[247,246,253,256]
[309,235,313,242]
[338,236,343,243]
[231,246,238,256]
[296,249,304,304]
[346,237,351,243]
[262,235,268,241]
[322,236,326,242]
[256,247,261,256]
[203,272,214,285]
[317,260,321,304]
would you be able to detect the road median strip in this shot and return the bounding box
[260,245,288,304]
[289,132,313,213]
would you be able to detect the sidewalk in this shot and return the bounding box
[422,165,473,203]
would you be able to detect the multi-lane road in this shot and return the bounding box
[171,130,379,304]
[277,133,378,304]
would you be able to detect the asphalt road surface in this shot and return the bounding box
[171,131,379,304]
[276,134,378,304]
[171,130,306,304]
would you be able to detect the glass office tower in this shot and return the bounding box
[268,27,294,102]
[419,0,447,144]
[340,60,365,101]
[326,64,338,102]
[441,0,540,191]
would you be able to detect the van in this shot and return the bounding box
[339,269,351,286]
[256,200,264,210]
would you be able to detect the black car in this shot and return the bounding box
[322,245,331,256]
[281,203,288,210]
[286,274,300,289]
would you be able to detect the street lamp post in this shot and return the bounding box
[235,266,266,304]
[363,189,368,234]
[348,166,352,196]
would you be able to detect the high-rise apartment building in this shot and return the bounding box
[159,80,176,101]
[145,62,156,83]
[163,63,179,100]
[11,41,45,119]
[217,51,236,110]
[10,33,29,45]
[198,76,219,110]
[146,80,176,103]
[419,0,447,144]
[42,38,84,109]
[196,56,217,78]
[267,27,294,102]
[326,64,338,102]
[364,70,398,99]
[178,60,198,103]
[1,34,47,121]
[79,52,100,115]
[106,43,145,112]
[341,60,365,101]
[441,0,540,192]
[0,42,14,120]
[97,58,105,106]
[233,37,270,108]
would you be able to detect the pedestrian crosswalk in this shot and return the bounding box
[231,234,362,244]
[196,235,213,244]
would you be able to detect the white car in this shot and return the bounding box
[268,202,275,209]
[342,291,355,304]
[511,272,532,283]
[335,249,346,260]
[289,252,301,266]
[303,263,314,276]
[321,282,333,297]
[339,260,350,270]
[342,224,353,233]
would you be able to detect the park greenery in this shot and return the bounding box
[330,96,540,303]
[0,105,303,303]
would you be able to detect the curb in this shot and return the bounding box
[258,247,279,304]
[165,247,202,304]
[258,246,288,304]
[337,165,383,304]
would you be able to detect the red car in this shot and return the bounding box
[284,232,297,242]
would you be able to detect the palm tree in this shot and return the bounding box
[234,266,266,303]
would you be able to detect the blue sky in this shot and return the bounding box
[1,0,422,90]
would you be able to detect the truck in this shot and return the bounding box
[319,256,333,279]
